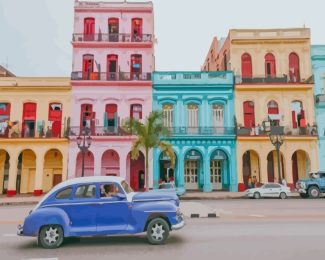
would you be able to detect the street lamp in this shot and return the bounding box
[269,126,284,184]
[77,127,92,177]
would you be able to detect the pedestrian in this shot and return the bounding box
[248,176,253,188]
[252,175,257,187]
[282,178,287,187]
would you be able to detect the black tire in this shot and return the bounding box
[146,218,170,245]
[253,192,261,199]
[38,225,64,249]
[299,193,308,198]
[308,186,320,199]
[279,192,287,199]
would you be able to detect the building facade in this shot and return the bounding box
[153,71,237,192]
[68,0,154,190]
[311,45,325,171]
[0,77,71,196]
[203,28,319,191]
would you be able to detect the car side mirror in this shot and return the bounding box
[115,193,127,200]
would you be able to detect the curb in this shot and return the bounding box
[0,201,38,206]
[181,196,246,201]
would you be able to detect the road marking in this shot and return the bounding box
[2,234,17,237]
[249,214,265,218]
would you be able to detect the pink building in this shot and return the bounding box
[68,0,154,191]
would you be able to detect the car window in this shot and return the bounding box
[270,184,281,189]
[264,184,271,189]
[74,184,96,199]
[100,183,121,199]
[56,187,72,200]
[320,173,325,178]
[121,180,133,194]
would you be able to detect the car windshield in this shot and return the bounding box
[159,183,173,189]
[121,180,133,194]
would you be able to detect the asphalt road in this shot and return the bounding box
[1,199,325,260]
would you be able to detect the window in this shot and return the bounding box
[291,101,305,128]
[107,55,118,80]
[0,103,11,137]
[289,52,300,82]
[84,18,95,41]
[82,54,95,80]
[267,100,279,126]
[131,54,142,79]
[75,184,96,199]
[56,187,72,200]
[213,104,224,127]
[105,104,118,130]
[22,102,37,138]
[187,104,199,132]
[265,53,276,77]
[243,101,255,128]
[241,53,252,78]
[108,18,119,42]
[80,104,95,131]
[121,180,133,194]
[131,104,142,120]
[132,18,143,42]
[48,103,63,138]
[100,183,120,198]
[163,104,173,127]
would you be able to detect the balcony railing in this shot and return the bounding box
[236,75,312,84]
[69,126,130,137]
[71,72,151,81]
[72,33,152,43]
[167,127,236,136]
[0,124,67,139]
[237,125,318,137]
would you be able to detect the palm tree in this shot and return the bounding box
[122,111,175,191]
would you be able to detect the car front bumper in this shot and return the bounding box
[172,219,185,230]
[17,224,23,236]
[296,188,307,194]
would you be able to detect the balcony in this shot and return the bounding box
[236,75,313,84]
[237,125,318,137]
[167,127,235,136]
[0,124,67,139]
[69,126,130,137]
[71,72,152,81]
[72,33,152,43]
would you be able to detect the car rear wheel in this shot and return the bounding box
[308,186,320,199]
[38,225,64,249]
[147,218,170,245]
[253,192,261,199]
[279,192,287,199]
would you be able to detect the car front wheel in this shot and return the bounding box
[279,192,287,199]
[38,225,64,249]
[253,192,261,199]
[147,218,170,245]
[308,186,320,199]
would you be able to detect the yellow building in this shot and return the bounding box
[0,77,71,196]
[203,28,319,191]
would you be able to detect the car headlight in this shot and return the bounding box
[300,182,306,189]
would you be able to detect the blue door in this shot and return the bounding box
[96,183,130,235]
[62,184,98,236]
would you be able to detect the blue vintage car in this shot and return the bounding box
[155,183,186,197]
[17,176,185,249]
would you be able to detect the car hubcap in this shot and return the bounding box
[151,223,165,241]
[45,226,59,244]
[311,190,318,197]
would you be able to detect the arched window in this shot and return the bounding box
[105,104,118,132]
[107,55,118,80]
[267,100,279,126]
[265,53,276,77]
[243,101,255,128]
[130,104,142,120]
[132,18,143,42]
[289,52,300,82]
[187,104,199,131]
[241,53,252,79]
[163,104,173,127]
[80,104,95,134]
[84,18,95,41]
[108,18,119,42]
[212,104,224,127]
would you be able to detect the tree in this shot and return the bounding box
[122,111,175,191]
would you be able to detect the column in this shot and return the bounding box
[7,154,18,197]
[229,145,238,192]
[68,147,77,179]
[34,152,44,196]
[62,150,68,182]
[260,155,269,184]
[93,148,102,176]
[177,149,184,188]
[152,148,160,189]
[119,150,127,180]
[203,153,212,192]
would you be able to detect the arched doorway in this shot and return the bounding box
[292,150,310,185]
[101,150,120,176]
[43,149,63,193]
[184,149,203,190]
[242,150,260,189]
[210,149,229,190]
[267,150,285,183]
[18,149,36,194]
[159,151,177,185]
[128,151,145,191]
[0,150,10,194]
[76,151,94,177]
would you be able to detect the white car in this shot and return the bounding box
[246,183,291,199]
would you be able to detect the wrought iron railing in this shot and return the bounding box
[167,127,236,136]
[68,126,130,137]
[71,72,151,81]
[72,33,152,43]
[236,75,312,84]
[237,125,318,136]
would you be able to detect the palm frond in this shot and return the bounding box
[158,141,175,168]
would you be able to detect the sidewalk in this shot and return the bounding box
[0,194,43,206]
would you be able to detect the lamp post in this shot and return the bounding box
[76,127,92,177]
[269,126,284,184]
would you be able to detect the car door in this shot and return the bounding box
[62,183,98,236]
[271,184,282,197]
[96,182,131,235]
[262,184,272,197]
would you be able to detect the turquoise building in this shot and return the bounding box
[153,71,237,192]
[311,46,325,171]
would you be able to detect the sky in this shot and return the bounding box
[0,0,325,76]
